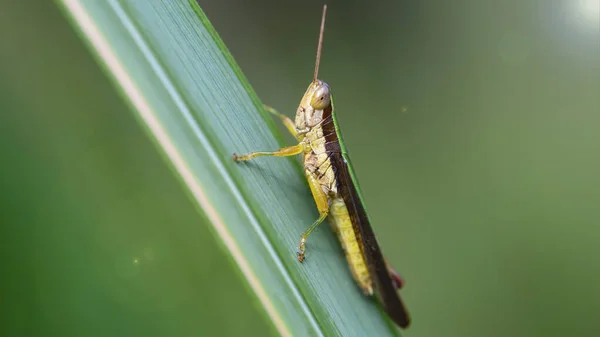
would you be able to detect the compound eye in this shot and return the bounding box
[310,84,331,110]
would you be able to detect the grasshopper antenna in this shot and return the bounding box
[313,4,327,81]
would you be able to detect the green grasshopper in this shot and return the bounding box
[233,5,410,328]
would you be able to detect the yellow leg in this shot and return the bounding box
[264,105,300,140]
[233,143,303,162]
[297,171,330,262]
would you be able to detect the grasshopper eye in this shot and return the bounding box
[310,84,331,110]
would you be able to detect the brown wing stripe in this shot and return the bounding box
[321,103,411,328]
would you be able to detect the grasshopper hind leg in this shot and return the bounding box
[297,170,330,262]
[297,213,328,262]
[385,258,405,290]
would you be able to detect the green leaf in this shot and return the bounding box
[58,0,401,336]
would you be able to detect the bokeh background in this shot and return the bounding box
[1,0,599,337]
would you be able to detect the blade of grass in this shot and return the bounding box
[58,0,401,336]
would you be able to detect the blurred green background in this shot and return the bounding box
[1,0,599,337]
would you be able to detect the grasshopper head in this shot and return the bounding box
[295,80,332,132]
